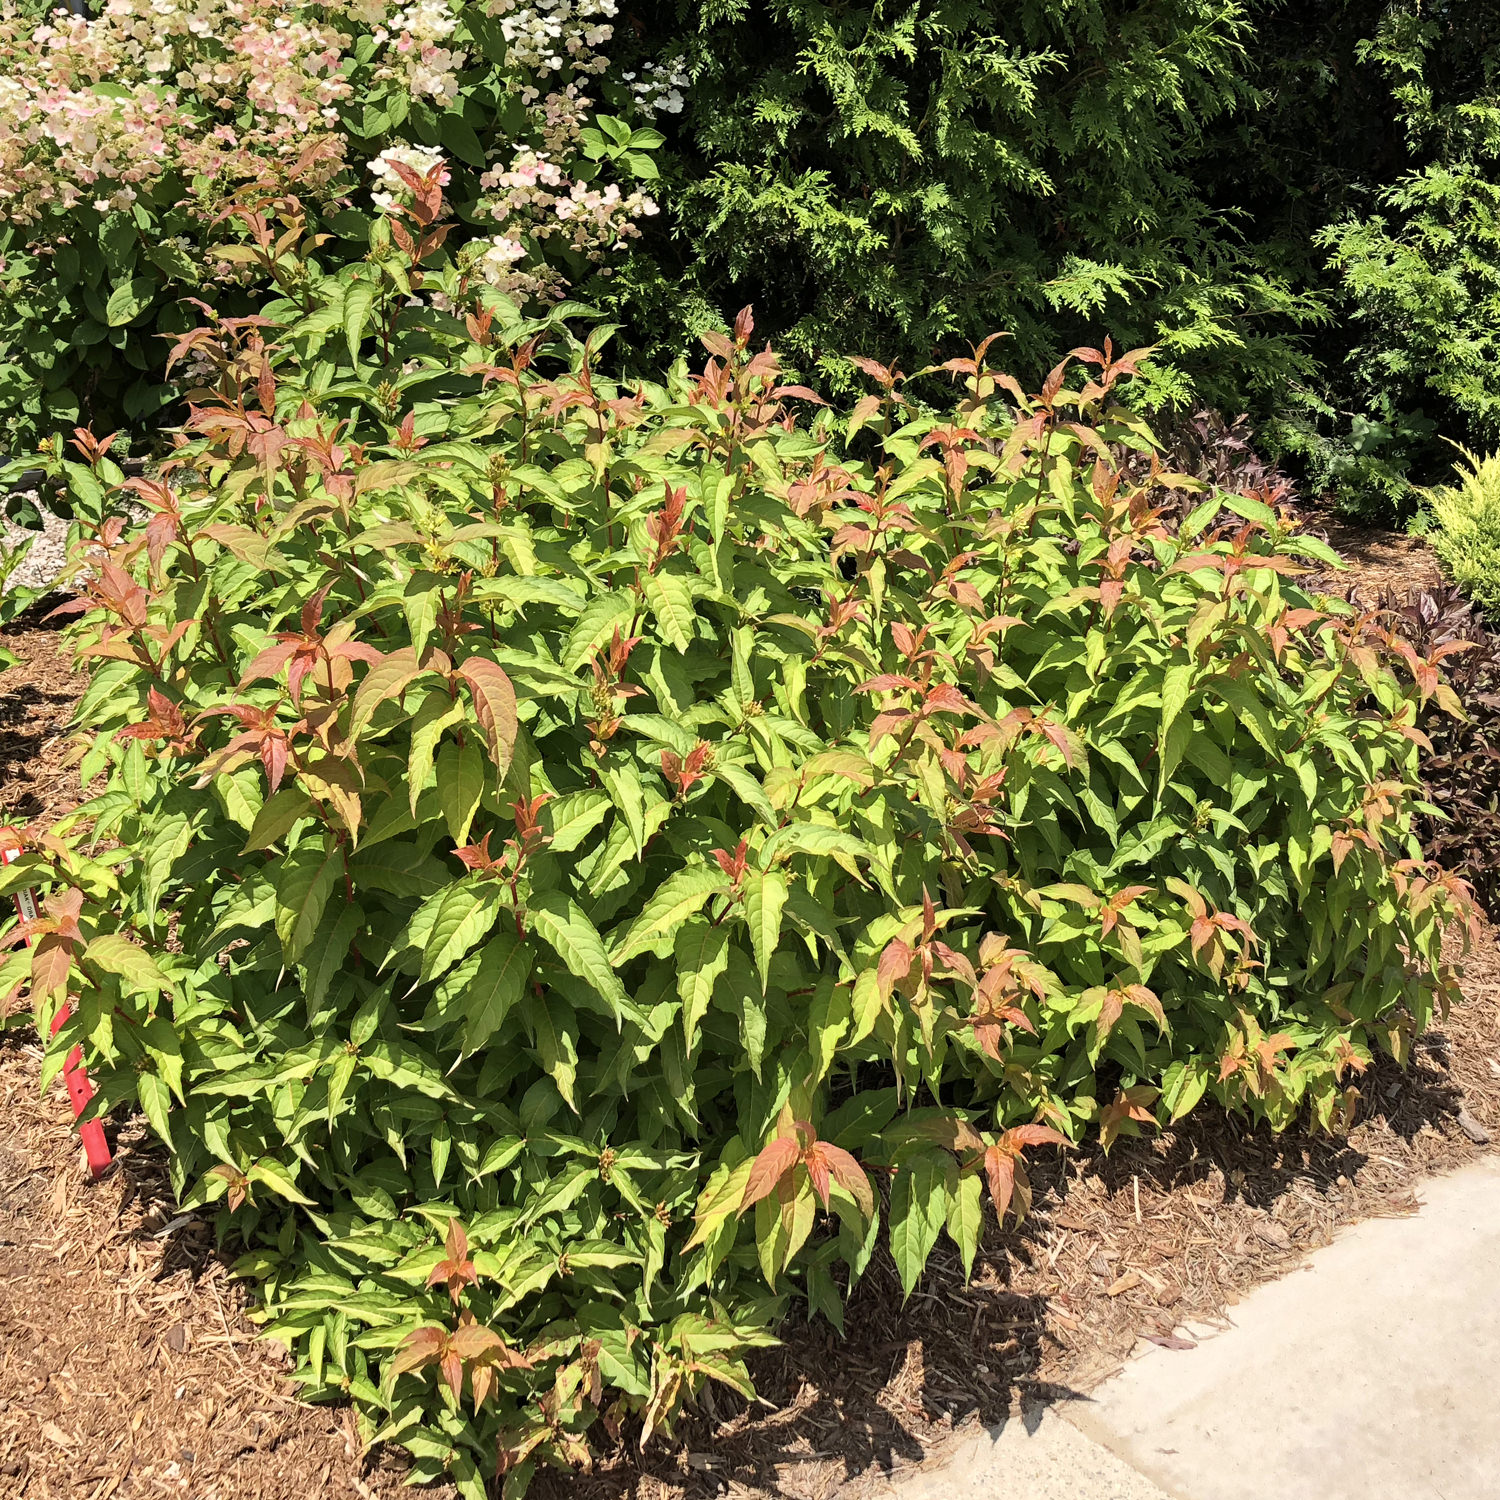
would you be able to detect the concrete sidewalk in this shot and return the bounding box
[875,1154,1500,1500]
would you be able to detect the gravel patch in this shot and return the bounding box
[0,492,72,596]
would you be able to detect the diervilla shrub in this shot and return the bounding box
[0,170,1474,1496]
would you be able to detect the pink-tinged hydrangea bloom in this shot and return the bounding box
[0,0,680,303]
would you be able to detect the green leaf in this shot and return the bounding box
[562,592,635,672]
[348,842,448,899]
[1160,662,1194,739]
[84,933,169,994]
[641,570,695,651]
[344,277,379,362]
[598,760,647,856]
[742,869,787,993]
[326,1052,360,1124]
[945,1171,983,1281]
[142,809,194,926]
[302,904,359,1019]
[436,739,485,845]
[407,691,466,814]
[250,1158,317,1206]
[439,113,486,168]
[711,763,777,828]
[807,980,851,1082]
[275,842,343,962]
[420,882,505,984]
[458,930,532,1057]
[242,790,313,853]
[525,890,631,1026]
[521,991,578,1111]
[611,866,729,963]
[348,647,424,740]
[105,276,154,327]
[848,968,886,1045]
[676,919,730,1055]
[545,790,612,854]
[1159,1057,1210,1121]
[762,822,871,868]
[137,1070,173,1146]
[889,1152,950,1298]
[213,769,262,831]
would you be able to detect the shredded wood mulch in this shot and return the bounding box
[0,528,1497,1500]
[0,611,91,830]
[1297,498,1444,598]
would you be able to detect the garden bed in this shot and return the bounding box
[1,517,1497,1500]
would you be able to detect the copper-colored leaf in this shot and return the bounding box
[740,1135,799,1211]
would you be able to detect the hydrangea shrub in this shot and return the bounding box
[0,0,668,443]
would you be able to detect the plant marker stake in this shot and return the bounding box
[1,834,112,1178]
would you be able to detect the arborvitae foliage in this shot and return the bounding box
[608,0,1324,408]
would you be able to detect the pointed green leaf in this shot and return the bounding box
[611,866,729,963]
[407,691,466,814]
[545,790,612,854]
[242,789,313,854]
[562,591,635,672]
[945,1171,983,1280]
[343,276,378,362]
[349,647,424,740]
[436,738,486,845]
[675,919,731,1055]
[459,930,532,1058]
[641,570,695,651]
[742,869,787,993]
[137,1070,173,1146]
[275,841,343,962]
[421,882,504,983]
[889,1151,951,1299]
[249,1157,317,1206]
[525,890,630,1024]
[84,933,169,994]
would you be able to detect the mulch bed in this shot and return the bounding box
[0,611,92,829]
[0,525,1496,1500]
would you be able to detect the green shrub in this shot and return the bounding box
[1248,1,1500,515]
[608,0,1500,518]
[0,174,1473,1495]
[612,0,1323,411]
[1315,6,1500,448]
[1421,447,1500,616]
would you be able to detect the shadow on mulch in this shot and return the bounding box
[0,614,88,828]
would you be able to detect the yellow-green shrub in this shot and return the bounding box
[1424,447,1500,617]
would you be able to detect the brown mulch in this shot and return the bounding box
[0,525,1496,1500]
[1298,497,1443,596]
[0,612,92,828]
[0,1035,438,1500]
